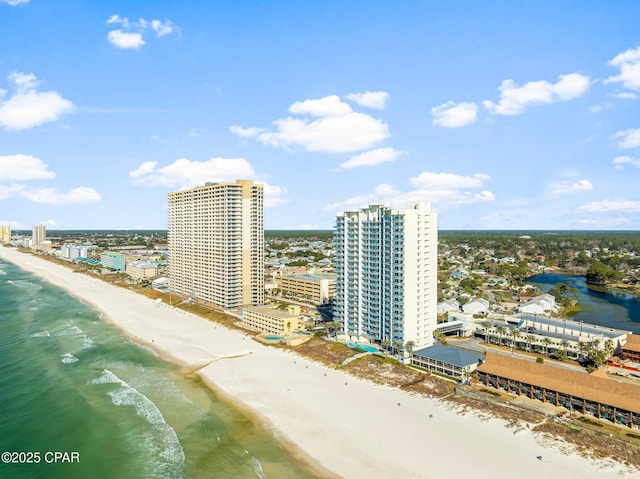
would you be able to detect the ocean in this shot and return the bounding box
[0,258,316,479]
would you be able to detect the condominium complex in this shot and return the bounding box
[31,223,46,250]
[168,180,264,311]
[101,251,126,271]
[333,202,438,349]
[276,273,336,305]
[1,225,11,244]
[241,304,305,336]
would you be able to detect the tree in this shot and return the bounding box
[542,337,552,356]
[393,341,404,359]
[433,330,449,346]
[333,321,343,338]
[495,325,506,347]
[509,328,521,351]
[586,261,622,285]
[525,334,536,353]
[481,320,492,345]
[382,337,391,354]
[405,340,415,357]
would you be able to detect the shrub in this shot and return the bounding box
[536,357,544,364]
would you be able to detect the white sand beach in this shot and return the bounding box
[1,246,637,479]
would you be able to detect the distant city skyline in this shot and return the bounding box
[1,1,639,230]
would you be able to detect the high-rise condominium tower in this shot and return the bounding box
[168,180,264,311]
[333,202,438,350]
[32,223,46,250]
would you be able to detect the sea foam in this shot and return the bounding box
[90,369,186,477]
[61,353,79,364]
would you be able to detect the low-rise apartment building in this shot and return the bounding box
[241,305,305,335]
[276,273,336,304]
[126,261,158,282]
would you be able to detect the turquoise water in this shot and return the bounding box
[345,342,377,353]
[0,259,316,479]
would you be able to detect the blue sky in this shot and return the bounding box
[1,1,639,230]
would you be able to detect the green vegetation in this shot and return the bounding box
[585,261,624,285]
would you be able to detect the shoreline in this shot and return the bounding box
[1,246,636,479]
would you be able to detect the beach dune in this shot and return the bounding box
[0,246,635,479]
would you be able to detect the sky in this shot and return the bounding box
[1,1,639,231]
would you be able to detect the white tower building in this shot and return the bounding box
[333,202,437,350]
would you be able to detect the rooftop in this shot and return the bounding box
[413,344,483,368]
[477,352,640,414]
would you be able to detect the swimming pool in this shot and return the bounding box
[345,342,377,353]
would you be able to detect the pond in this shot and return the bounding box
[528,272,640,334]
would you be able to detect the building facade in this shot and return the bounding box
[126,261,158,282]
[31,223,46,250]
[241,305,304,335]
[333,202,438,349]
[276,273,336,304]
[1,225,11,244]
[101,251,126,271]
[168,180,264,311]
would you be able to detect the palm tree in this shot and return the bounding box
[393,341,404,359]
[604,339,614,358]
[560,339,570,360]
[525,334,536,353]
[405,340,415,358]
[542,337,552,356]
[495,325,506,347]
[481,320,492,345]
[510,328,521,351]
[382,338,391,355]
[577,341,588,361]
[433,330,449,346]
[333,321,343,338]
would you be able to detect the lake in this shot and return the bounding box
[529,272,640,334]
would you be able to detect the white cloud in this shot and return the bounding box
[339,147,403,169]
[410,172,490,189]
[0,183,25,200]
[130,157,256,188]
[20,186,101,204]
[605,45,640,93]
[1,0,30,5]
[262,183,288,208]
[229,125,266,137]
[344,91,389,109]
[0,219,25,229]
[611,92,639,100]
[232,95,390,154]
[128,161,158,179]
[41,218,58,227]
[614,128,640,149]
[130,157,287,208]
[107,30,145,49]
[579,199,640,213]
[483,73,590,115]
[151,19,174,37]
[289,95,353,117]
[106,14,129,27]
[106,15,178,49]
[0,154,56,181]
[432,101,478,128]
[548,179,593,196]
[0,72,75,130]
[324,171,494,212]
[188,128,203,137]
[613,156,640,170]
